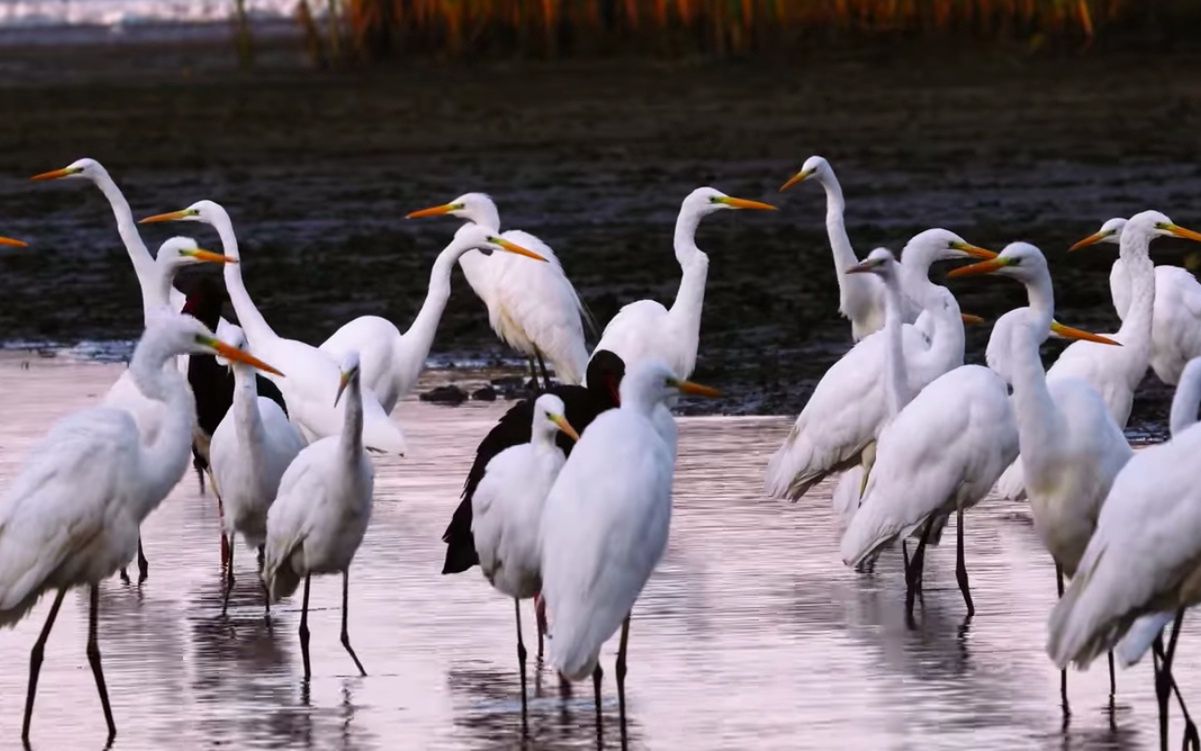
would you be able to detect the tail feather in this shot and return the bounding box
[264,547,302,603]
[764,429,859,502]
[441,496,479,574]
[1116,612,1174,668]
[1047,548,1132,670]
[840,493,925,568]
[994,459,1026,501]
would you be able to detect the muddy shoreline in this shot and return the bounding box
[1,40,1198,432]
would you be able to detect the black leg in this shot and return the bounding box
[300,574,312,680]
[136,537,149,583]
[955,506,974,616]
[617,614,631,749]
[592,663,604,740]
[1055,563,1070,717]
[218,495,230,570]
[905,518,932,621]
[87,585,117,743]
[1160,609,1188,751]
[258,546,270,622]
[222,536,235,616]
[340,570,367,676]
[902,539,911,579]
[535,593,547,660]
[527,358,541,392]
[1108,650,1116,699]
[535,349,552,391]
[119,567,130,585]
[22,589,66,744]
[515,599,528,733]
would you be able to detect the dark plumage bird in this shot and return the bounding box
[181,277,286,491]
[441,350,626,575]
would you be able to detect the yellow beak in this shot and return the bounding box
[140,209,194,224]
[1069,230,1110,252]
[203,337,285,376]
[550,414,581,442]
[1049,321,1121,346]
[950,240,998,259]
[1167,224,1201,243]
[335,370,353,406]
[779,168,814,192]
[717,196,778,211]
[181,248,236,264]
[30,166,79,181]
[961,313,987,326]
[671,378,721,398]
[947,257,1012,278]
[490,236,549,262]
[0,235,28,248]
[406,202,456,220]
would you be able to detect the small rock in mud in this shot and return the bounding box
[471,386,497,401]
[420,385,468,405]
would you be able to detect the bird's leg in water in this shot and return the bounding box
[535,349,552,390]
[593,663,604,739]
[902,539,911,579]
[617,613,631,748]
[1154,610,1195,750]
[87,584,117,742]
[1108,651,1116,700]
[515,599,528,733]
[341,570,367,676]
[258,546,270,621]
[22,588,65,743]
[136,537,148,583]
[905,519,932,620]
[222,536,235,616]
[535,592,547,659]
[217,492,230,569]
[300,574,312,680]
[955,505,974,616]
[1056,563,1070,716]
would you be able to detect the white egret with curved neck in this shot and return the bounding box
[319,223,549,413]
[994,211,1201,501]
[763,229,995,502]
[780,155,884,340]
[1072,215,1201,385]
[210,325,306,615]
[406,192,592,385]
[139,201,407,455]
[952,244,1129,705]
[540,361,718,742]
[0,314,281,746]
[261,350,374,680]
[590,187,776,380]
[471,393,579,727]
[1049,356,1201,747]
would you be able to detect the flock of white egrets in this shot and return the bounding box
[2,154,1201,750]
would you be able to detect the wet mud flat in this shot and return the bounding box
[1,39,1200,434]
[2,354,1201,749]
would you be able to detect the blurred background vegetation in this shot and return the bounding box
[251,0,1201,64]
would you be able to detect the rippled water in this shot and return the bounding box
[1,354,1199,750]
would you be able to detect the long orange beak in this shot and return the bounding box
[779,168,814,192]
[0,235,28,248]
[30,166,79,181]
[961,313,986,326]
[406,203,456,220]
[1069,230,1110,252]
[673,378,721,397]
[550,414,581,442]
[1050,321,1121,347]
[140,209,193,224]
[947,257,1012,278]
[717,196,778,211]
[182,248,236,264]
[205,337,285,376]
[951,241,998,259]
[1167,224,1201,243]
[491,236,548,262]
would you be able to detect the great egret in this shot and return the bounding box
[261,351,374,680]
[930,244,1123,646]
[319,223,549,413]
[590,188,776,380]
[139,201,407,455]
[471,393,579,726]
[210,325,306,615]
[995,211,1201,501]
[1073,216,1201,385]
[100,237,234,582]
[780,155,883,340]
[836,248,1013,619]
[763,229,994,502]
[540,361,717,742]
[406,193,591,386]
[0,314,280,745]
[1049,356,1201,747]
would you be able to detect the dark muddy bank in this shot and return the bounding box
[1,39,1199,432]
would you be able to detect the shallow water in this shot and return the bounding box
[1,354,1199,750]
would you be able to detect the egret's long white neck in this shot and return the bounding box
[231,363,267,483]
[91,167,156,287]
[879,274,909,418]
[1114,230,1155,359]
[340,375,365,464]
[128,332,195,517]
[530,415,561,451]
[1170,362,1201,437]
[209,208,278,346]
[667,204,709,375]
[1006,311,1065,474]
[145,263,179,325]
[397,239,472,393]
[817,171,874,318]
[910,283,965,375]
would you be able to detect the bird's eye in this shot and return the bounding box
[709,196,720,203]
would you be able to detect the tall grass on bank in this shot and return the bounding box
[270,1,1195,63]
